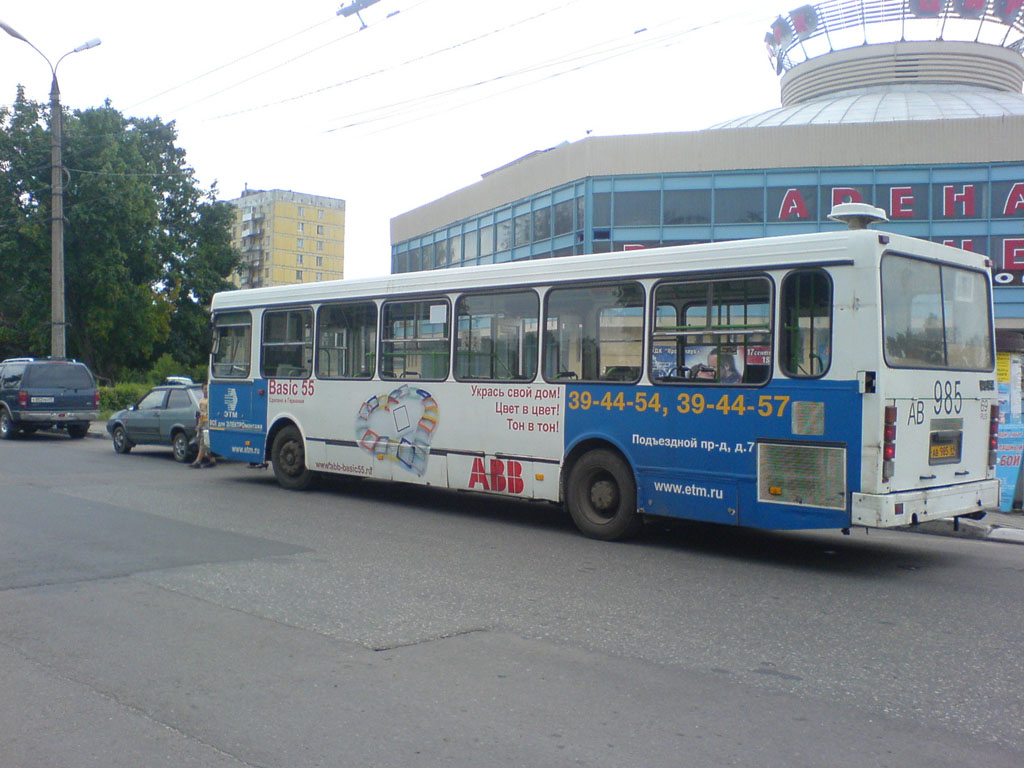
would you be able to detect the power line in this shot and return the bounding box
[125,16,338,110]
[168,0,434,116]
[209,0,585,121]
[322,13,741,135]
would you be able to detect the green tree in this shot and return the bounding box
[0,93,240,379]
[0,89,51,354]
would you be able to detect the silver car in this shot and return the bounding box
[106,384,202,462]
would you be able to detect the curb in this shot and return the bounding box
[901,517,1024,545]
[986,526,1024,544]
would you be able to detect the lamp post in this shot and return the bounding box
[0,21,100,359]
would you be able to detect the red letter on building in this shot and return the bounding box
[890,187,915,218]
[911,0,944,15]
[1004,239,1024,270]
[995,1,1024,24]
[1004,183,1024,216]
[943,185,976,217]
[831,187,862,207]
[778,188,808,220]
[958,0,988,18]
[942,239,975,252]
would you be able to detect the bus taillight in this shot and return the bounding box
[989,404,1000,468]
[882,405,897,482]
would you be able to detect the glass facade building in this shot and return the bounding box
[393,163,1024,270]
[391,15,1024,327]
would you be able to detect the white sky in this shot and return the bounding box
[0,0,783,278]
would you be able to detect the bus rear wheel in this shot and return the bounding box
[271,425,315,490]
[566,449,642,541]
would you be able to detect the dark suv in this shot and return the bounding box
[0,358,99,440]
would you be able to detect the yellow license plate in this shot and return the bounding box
[930,444,957,459]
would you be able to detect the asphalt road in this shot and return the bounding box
[1,429,1023,767]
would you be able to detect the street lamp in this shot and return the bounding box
[0,21,100,359]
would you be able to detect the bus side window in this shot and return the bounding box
[543,282,644,383]
[651,277,772,385]
[211,311,252,379]
[781,270,832,378]
[317,302,377,379]
[261,308,313,379]
[455,290,538,381]
[381,299,450,381]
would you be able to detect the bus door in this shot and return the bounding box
[208,310,268,462]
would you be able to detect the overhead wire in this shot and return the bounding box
[166,0,436,115]
[320,12,744,135]
[209,0,586,121]
[124,14,339,110]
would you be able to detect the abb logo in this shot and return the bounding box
[468,457,524,494]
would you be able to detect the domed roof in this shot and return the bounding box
[718,39,1024,130]
[715,83,1024,129]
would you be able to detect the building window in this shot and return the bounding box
[317,209,325,219]
[298,206,306,217]
[316,272,323,281]
[464,230,478,262]
[316,224,324,235]
[297,254,304,265]
[297,238,305,249]
[714,188,764,224]
[296,270,303,281]
[554,199,574,235]
[533,208,551,241]
[664,189,711,225]
[496,220,512,252]
[316,256,324,266]
[479,225,494,257]
[298,222,305,233]
[593,193,611,227]
[317,241,324,251]
[514,213,531,246]
[613,191,660,226]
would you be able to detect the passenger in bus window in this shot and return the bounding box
[714,352,742,383]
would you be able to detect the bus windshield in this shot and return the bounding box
[881,254,993,371]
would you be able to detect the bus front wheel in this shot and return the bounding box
[271,425,315,490]
[566,449,642,541]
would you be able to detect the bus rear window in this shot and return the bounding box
[881,255,993,371]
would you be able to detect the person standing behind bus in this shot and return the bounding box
[190,383,216,468]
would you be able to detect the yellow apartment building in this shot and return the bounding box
[227,188,346,289]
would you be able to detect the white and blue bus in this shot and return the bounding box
[208,207,999,540]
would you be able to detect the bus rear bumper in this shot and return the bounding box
[851,480,999,528]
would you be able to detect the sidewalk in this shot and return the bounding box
[903,509,1024,545]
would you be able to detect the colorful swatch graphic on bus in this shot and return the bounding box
[355,385,439,476]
